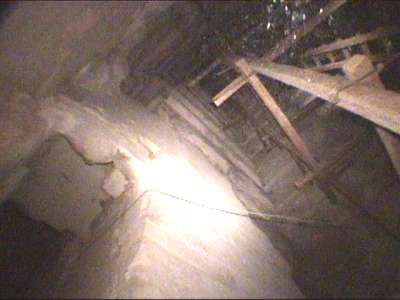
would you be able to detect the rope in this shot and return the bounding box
[71,188,353,265]
[330,52,400,104]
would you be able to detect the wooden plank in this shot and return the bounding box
[264,0,347,61]
[213,75,249,106]
[311,60,343,71]
[305,26,400,57]
[377,129,400,180]
[235,58,319,169]
[309,53,386,72]
[342,54,400,180]
[248,59,400,135]
[211,0,346,106]
[188,16,266,87]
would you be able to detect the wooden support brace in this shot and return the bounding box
[305,26,400,57]
[248,59,400,135]
[212,0,346,106]
[235,58,319,169]
[342,54,400,180]
[309,53,386,72]
[213,75,249,106]
[230,61,338,202]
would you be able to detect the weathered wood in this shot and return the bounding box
[377,128,400,180]
[264,0,347,61]
[248,59,400,135]
[188,17,265,87]
[211,0,346,105]
[305,26,400,57]
[189,58,223,87]
[213,75,249,106]
[312,60,343,71]
[240,86,338,202]
[342,55,400,180]
[309,53,386,72]
[235,59,318,169]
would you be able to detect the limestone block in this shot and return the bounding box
[11,137,109,237]
[102,169,128,199]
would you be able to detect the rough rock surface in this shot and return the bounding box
[28,54,302,298]
[102,168,129,199]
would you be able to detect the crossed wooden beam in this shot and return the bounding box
[189,0,347,88]
[217,57,342,202]
[212,55,400,193]
[302,26,400,71]
[205,0,400,200]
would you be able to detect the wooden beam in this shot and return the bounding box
[235,59,318,169]
[342,54,400,180]
[264,0,347,61]
[188,16,266,87]
[305,26,400,57]
[213,75,249,106]
[212,0,346,106]
[309,53,386,72]
[248,59,400,135]
[233,59,339,202]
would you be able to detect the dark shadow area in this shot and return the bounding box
[0,201,67,299]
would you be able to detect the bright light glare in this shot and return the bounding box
[128,153,240,231]
[135,154,226,204]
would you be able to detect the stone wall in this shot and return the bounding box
[0,53,303,298]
